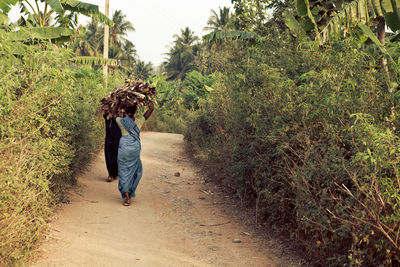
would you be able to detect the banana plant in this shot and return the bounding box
[294,0,320,39]
[0,0,113,27]
[0,0,113,48]
[71,56,118,66]
[7,26,74,40]
[295,0,400,45]
[293,0,400,85]
[202,30,258,42]
[320,0,400,44]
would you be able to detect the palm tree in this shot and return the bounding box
[108,10,134,47]
[99,10,135,60]
[173,27,199,47]
[134,60,153,80]
[70,10,137,74]
[71,19,102,56]
[122,40,137,64]
[72,32,95,56]
[164,27,199,80]
[107,10,135,74]
[203,7,233,32]
[201,5,257,43]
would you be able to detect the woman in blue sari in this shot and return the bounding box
[114,102,154,206]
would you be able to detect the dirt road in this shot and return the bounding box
[32,132,289,267]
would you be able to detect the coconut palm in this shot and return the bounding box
[201,5,257,43]
[70,19,103,56]
[71,10,137,72]
[134,60,153,80]
[122,40,137,64]
[108,10,134,47]
[164,27,199,80]
[173,27,199,48]
[203,7,233,32]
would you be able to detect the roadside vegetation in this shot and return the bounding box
[152,1,400,265]
[0,1,124,264]
[2,0,400,265]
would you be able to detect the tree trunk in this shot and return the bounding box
[377,17,391,86]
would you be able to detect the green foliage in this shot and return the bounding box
[133,60,153,80]
[0,33,120,265]
[203,6,234,32]
[202,30,257,43]
[231,0,270,33]
[185,28,400,264]
[320,0,400,42]
[164,27,199,81]
[71,56,118,66]
[71,12,140,77]
[144,71,220,134]
[1,0,113,28]
[7,26,74,41]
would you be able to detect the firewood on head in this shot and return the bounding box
[100,78,157,115]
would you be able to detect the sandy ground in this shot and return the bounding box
[31,132,294,267]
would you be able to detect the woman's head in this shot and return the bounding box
[125,105,137,117]
[102,104,110,112]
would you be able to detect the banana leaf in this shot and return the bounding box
[0,0,18,13]
[7,27,74,41]
[203,30,257,43]
[72,56,118,66]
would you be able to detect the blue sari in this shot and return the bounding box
[117,116,143,198]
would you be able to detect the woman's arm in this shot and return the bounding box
[144,102,154,120]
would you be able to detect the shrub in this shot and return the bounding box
[146,72,221,134]
[186,35,400,265]
[0,35,122,265]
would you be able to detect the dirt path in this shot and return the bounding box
[32,132,291,267]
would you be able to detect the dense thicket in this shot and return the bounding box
[0,35,122,265]
[179,34,400,267]
[151,6,400,266]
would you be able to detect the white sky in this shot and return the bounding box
[9,0,233,66]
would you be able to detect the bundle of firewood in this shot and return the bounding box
[101,78,156,112]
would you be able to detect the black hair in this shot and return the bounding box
[125,105,137,116]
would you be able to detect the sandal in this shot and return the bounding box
[123,197,130,206]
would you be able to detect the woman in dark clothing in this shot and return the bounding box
[103,104,122,182]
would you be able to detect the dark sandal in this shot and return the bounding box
[123,198,130,206]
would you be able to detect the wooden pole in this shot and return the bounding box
[103,0,110,88]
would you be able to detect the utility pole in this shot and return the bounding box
[103,0,110,87]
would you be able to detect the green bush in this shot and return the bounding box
[0,35,122,265]
[186,35,400,265]
[145,72,221,134]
